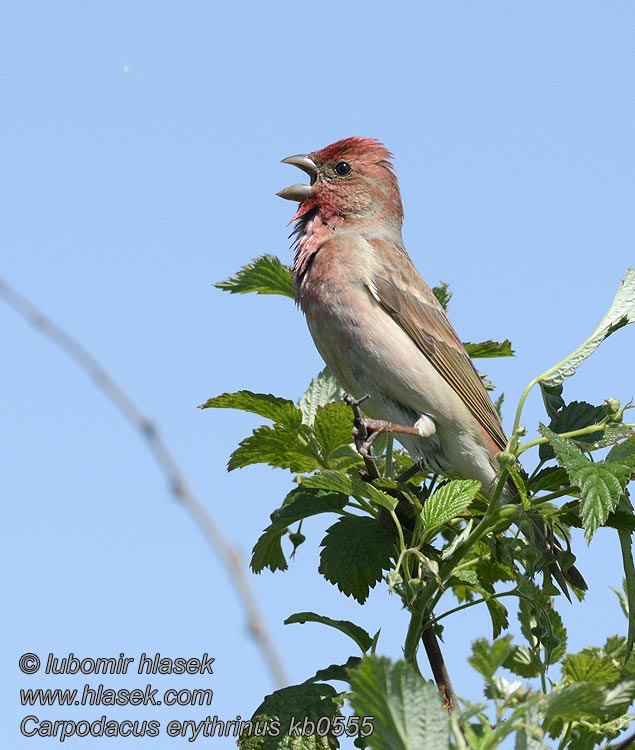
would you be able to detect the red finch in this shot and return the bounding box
[278,136,506,496]
[278,136,585,592]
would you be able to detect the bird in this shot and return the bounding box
[278,136,585,593]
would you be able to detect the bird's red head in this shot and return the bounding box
[278,137,403,228]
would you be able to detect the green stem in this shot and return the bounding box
[519,421,635,456]
[389,507,406,554]
[432,590,518,625]
[509,375,541,453]
[530,487,576,505]
[557,722,572,750]
[449,713,468,750]
[384,435,394,478]
[403,582,435,667]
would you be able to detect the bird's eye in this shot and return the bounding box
[334,161,352,177]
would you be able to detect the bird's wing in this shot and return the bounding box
[368,239,507,451]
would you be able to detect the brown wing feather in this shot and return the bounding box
[368,239,507,451]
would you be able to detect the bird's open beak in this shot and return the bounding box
[277,153,317,202]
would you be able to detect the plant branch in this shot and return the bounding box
[0,278,288,688]
[518,421,635,456]
[345,394,458,710]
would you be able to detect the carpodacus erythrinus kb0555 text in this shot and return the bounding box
[278,136,586,592]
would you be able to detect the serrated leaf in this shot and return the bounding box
[540,267,635,389]
[229,423,321,473]
[539,401,607,461]
[312,403,356,464]
[528,466,570,494]
[298,368,345,426]
[432,281,452,310]
[540,425,631,542]
[544,680,635,726]
[199,391,302,428]
[238,682,343,750]
[468,636,514,680]
[348,656,450,750]
[302,471,398,511]
[319,516,395,604]
[517,581,567,666]
[540,382,565,420]
[305,657,362,685]
[251,527,289,574]
[587,425,635,450]
[606,508,635,532]
[285,612,373,653]
[464,339,514,358]
[486,597,510,639]
[544,683,606,725]
[504,646,543,678]
[608,436,635,468]
[200,389,302,428]
[421,479,480,532]
[603,679,635,716]
[562,651,621,684]
[215,254,295,299]
[251,488,348,573]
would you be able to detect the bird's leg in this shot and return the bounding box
[356,415,436,458]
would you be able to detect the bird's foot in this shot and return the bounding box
[354,419,424,458]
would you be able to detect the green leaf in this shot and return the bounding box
[285,612,373,653]
[305,657,362,685]
[229,423,321,473]
[348,656,449,750]
[319,516,395,604]
[514,705,547,750]
[432,282,452,310]
[608,436,635,468]
[540,383,565,420]
[486,597,510,639]
[544,683,607,725]
[468,636,514,681]
[215,254,295,299]
[540,425,631,542]
[464,339,514,358]
[539,267,635,389]
[528,466,569,494]
[312,403,355,464]
[251,526,288,574]
[302,471,398,511]
[586,425,635,450]
[539,401,607,461]
[544,680,635,726]
[421,479,480,532]
[517,581,567,667]
[238,682,343,750]
[200,390,303,429]
[298,368,344,426]
[504,646,543,678]
[251,488,348,573]
[562,651,621,684]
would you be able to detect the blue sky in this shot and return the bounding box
[3,2,634,747]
